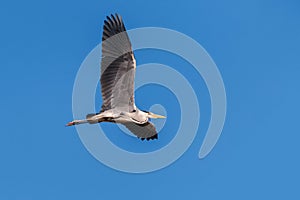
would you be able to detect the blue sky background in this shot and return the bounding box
[1,0,300,199]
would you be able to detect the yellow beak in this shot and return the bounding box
[149,113,166,119]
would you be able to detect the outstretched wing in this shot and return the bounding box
[100,14,136,112]
[123,122,158,141]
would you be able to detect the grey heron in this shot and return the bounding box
[67,14,166,141]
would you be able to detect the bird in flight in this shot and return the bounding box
[67,14,166,141]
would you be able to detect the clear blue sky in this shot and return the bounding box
[1,0,300,199]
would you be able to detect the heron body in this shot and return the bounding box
[67,14,165,141]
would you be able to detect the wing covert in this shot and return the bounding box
[100,14,136,112]
[123,122,158,141]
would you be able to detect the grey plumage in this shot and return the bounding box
[101,14,135,112]
[67,14,166,141]
[123,122,158,141]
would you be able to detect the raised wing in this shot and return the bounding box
[123,122,158,141]
[100,14,136,112]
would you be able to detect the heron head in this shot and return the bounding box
[147,111,166,119]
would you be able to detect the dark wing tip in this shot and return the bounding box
[102,13,126,41]
[139,134,158,141]
[140,134,158,141]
